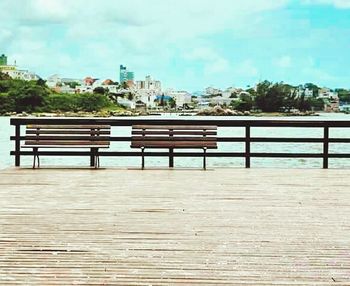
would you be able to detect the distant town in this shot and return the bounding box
[1,53,350,115]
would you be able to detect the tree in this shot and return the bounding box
[9,83,49,112]
[255,81,290,112]
[231,93,253,111]
[36,78,47,87]
[336,88,350,103]
[67,81,80,89]
[121,81,129,89]
[0,71,10,80]
[93,87,106,95]
[304,83,319,97]
[168,97,176,109]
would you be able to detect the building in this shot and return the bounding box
[166,89,192,108]
[135,75,161,91]
[0,54,7,65]
[205,87,222,96]
[0,65,39,81]
[119,65,134,85]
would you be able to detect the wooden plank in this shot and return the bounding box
[27,125,111,129]
[0,168,350,285]
[132,130,217,136]
[24,141,110,146]
[132,125,217,130]
[21,145,110,149]
[26,130,111,135]
[25,136,111,141]
[131,141,217,148]
[131,136,217,141]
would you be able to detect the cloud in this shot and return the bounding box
[1,0,349,90]
[183,46,230,75]
[237,60,259,77]
[275,56,292,68]
[302,0,350,8]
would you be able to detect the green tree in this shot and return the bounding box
[67,81,80,89]
[336,88,350,103]
[231,93,253,111]
[255,81,290,112]
[168,97,176,109]
[93,87,107,95]
[9,82,49,112]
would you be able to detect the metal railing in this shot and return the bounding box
[10,117,350,168]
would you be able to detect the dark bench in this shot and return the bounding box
[131,125,218,170]
[22,125,111,168]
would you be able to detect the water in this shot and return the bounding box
[1,113,350,170]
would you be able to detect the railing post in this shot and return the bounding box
[245,126,251,168]
[169,128,174,168]
[323,126,329,169]
[169,148,174,168]
[15,124,21,167]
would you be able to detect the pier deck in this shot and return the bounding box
[0,167,350,285]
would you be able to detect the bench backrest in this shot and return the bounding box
[131,125,217,149]
[24,125,111,147]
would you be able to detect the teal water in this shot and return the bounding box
[1,113,350,169]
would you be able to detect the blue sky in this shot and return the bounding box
[0,0,350,91]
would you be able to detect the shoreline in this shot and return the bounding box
[0,111,347,117]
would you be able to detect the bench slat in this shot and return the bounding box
[22,145,109,148]
[25,141,109,146]
[132,125,217,130]
[26,130,111,135]
[131,141,217,148]
[27,125,110,130]
[25,136,110,141]
[131,136,216,141]
[132,130,217,136]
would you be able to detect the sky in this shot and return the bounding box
[0,0,350,91]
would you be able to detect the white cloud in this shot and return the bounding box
[237,60,259,77]
[302,0,350,8]
[275,56,292,68]
[0,0,289,89]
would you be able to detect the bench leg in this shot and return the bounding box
[32,148,39,169]
[203,147,207,170]
[141,147,145,170]
[92,148,100,169]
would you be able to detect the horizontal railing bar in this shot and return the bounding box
[10,117,350,127]
[11,150,338,158]
[10,151,245,157]
[11,135,350,143]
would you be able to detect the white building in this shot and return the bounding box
[166,90,192,108]
[117,97,136,109]
[205,87,222,95]
[318,88,338,100]
[46,74,62,88]
[210,96,233,106]
[134,89,158,108]
[0,65,39,81]
[135,75,161,91]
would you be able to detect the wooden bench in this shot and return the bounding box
[22,125,111,168]
[131,125,217,170]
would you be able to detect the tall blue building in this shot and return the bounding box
[119,65,134,84]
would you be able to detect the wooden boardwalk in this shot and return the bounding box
[0,167,350,285]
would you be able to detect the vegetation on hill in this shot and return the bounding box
[0,72,122,115]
